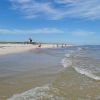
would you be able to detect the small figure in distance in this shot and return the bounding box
[57,44,58,48]
[62,44,64,48]
[29,38,32,44]
[65,44,67,48]
[38,43,41,48]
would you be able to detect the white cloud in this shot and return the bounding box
[10,0,100,20]
[0,28,94,38]
[71,30,94,36]
[55,0,78,4]
[0,28,64,34]
[10,0,61,19]
[10,0,31,3]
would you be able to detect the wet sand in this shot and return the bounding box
[0,70,58,100]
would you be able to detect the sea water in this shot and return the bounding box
[7,45,100,100]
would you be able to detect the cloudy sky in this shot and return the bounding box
[0,0,100,44]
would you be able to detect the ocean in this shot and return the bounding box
[0,45,100,100]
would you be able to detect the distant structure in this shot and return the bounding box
[29,38,32,44]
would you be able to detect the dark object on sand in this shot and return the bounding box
[38,44,41,47]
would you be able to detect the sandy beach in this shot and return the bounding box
[0,44,35,56]
[0,43,72,56]
[0,44,54,56]
[0,45,100,100]
[0,45,63,100]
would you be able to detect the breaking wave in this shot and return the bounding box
[61,46,100,81]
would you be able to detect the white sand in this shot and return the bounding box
[0,43,72,56]
[0,44,56,56]
[0,44,37,56]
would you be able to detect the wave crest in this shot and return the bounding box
[61,47,100,81]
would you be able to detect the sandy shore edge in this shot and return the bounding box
[0,44,36,56]
[0,43,72,56]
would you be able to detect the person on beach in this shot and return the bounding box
[62,44,64,48]
[57,44,58,48]
[38,43,41,48]
[65,44,67,48]
[29,38,32,44]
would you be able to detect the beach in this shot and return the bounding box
[0,44,54,56]
[1,0,100,100]
[0,46,61,100]
[0,43,72,56]
[0,44,35,56]
[0,45,100,100]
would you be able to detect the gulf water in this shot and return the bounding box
[6,45,100,100]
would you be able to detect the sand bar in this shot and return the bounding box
[0,43,72,56]
[0,44,37,56]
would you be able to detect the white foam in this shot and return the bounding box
[77,47,83,51]
[62,56,100,80]
[62,57,100,80]
[7,85,65,100]
[61,58,72,68]
[75,67,100,81]
[65,54,71,57]
[62,48,100,81]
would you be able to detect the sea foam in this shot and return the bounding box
[61,47,100,81]
[7,85,65,100]
[61,58,72,68]
[75,67,100,81]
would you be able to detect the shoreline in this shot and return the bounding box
[0,44,36,56]
[0,46,62,100]
[0,43,72,56]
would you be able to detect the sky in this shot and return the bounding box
[0,0,100,44]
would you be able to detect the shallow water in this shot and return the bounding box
[0,46,100,100]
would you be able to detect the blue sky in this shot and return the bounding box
[0,0,100,44]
